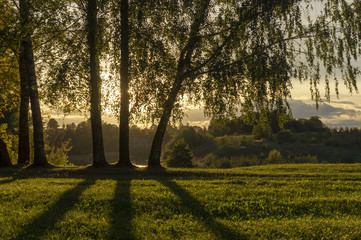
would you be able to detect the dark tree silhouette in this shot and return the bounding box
[87,0,108,167]
[19,0,48,167]
[47,118,59,129]
[117,0,133,167]
[17,54,30,165]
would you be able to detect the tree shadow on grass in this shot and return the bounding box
[14,178,96,240]
[158,179,246,240]
[108,178,134,240]
[0,177,16,185]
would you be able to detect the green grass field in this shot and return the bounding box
[1,164,361,239]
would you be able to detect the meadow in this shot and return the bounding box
[1,164,361,239]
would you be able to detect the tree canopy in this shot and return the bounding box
[1,0,361,168]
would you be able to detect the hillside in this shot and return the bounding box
[1,164,361,239]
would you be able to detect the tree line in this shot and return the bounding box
[29,115,361,167]
[1,0,361,168]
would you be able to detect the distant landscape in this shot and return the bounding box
[20,115,361,167]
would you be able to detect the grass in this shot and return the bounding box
[1,164,361,239]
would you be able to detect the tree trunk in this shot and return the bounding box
[117,0,133,167]
[19,0,48,167]
[148,77,184,167]
[148,0,210,168]
[87,0,108,167]
[0,138,12,167]
[17,55,30,165]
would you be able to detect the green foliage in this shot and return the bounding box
[205,154,262,168]
[0,124,18,164]
[166,139,193,168]
[44,130,71,166]
[204,154,231,169]
[266,149,284,164]
[252,123,272,140]
[291,154,318,164]
[277,129,293,143]
[47,118,59,129]
[208,117,253,137]
[163,126,210,160]
[45,140,72,166]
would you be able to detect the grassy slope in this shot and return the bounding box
[1,164,361,239]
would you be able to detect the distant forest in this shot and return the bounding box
[30,116,361,167]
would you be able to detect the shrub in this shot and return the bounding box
[166,138,194,168]
[291,154,318,163]
[218,136,231,146]
[44,132,72,166]
[277,129,293,143]
[229,155,261,167]
[266,149,284,164]
[45,140,72,166]
[204,154,231,168]
[252,123,272,140]
[205,154,262,168]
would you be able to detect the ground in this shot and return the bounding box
[1,164,361,239]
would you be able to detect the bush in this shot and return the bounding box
[252,123,272,140]
[266,149,284,164]
[205,154,262,168]
[166,138,194,168]
[45,140,72,166]
[277,129,293,143]
[204,154,231,168]
[291,154,318,163]
[44,132,72,166]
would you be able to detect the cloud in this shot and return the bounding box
[289,100,358,118]
[181,100,361,128]
[325,119,361,128]
[182,108,210,127]
[184,108,208,121]
[289,100,361,127]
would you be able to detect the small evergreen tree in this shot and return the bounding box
[166,138,193,168]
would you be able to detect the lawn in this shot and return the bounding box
[1,164,361,239]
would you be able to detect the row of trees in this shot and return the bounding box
[1,0,361,168]
[208,115,325,137]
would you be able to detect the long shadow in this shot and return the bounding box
[14,178,96,240]
[108,177,133,240]
[158,179,246,240]
[0,177,16,186]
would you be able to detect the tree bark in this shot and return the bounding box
[148,77,184,167]
[117,0,133,167]
[147,0,210,168]
[17,54,30,165]
[19,0,48,167]
[0,138,12,167]
[87,0,108,167]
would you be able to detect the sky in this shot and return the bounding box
[49,78,361,128]
[181,80,361,128]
